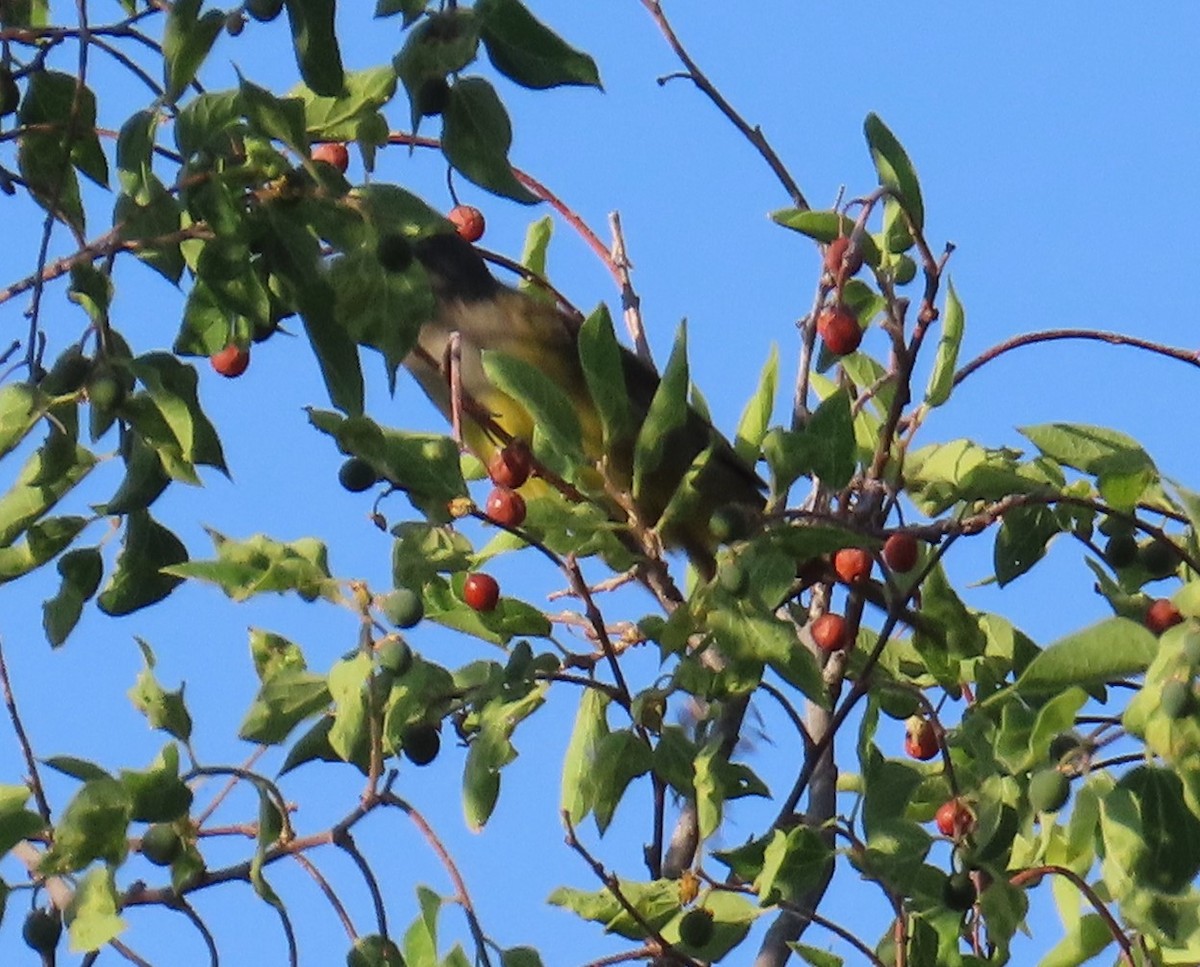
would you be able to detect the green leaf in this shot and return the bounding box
[1037,913,1112,967]
[327,653,371,763]
[590,730,652,834]
[770,208,882,265]
[561,688,609,824]
[790,944,844,967]
[239,668,331,744]
[441,77,538,204]
[1019,423,1152,474]
[0,785,47,857]
[119,744,192,823]
[284,0,344,96]
[40,778,132,874]
[0,441,95,546]
[250,629,308,683]
[97,433,170,516]
[863,113,924,250]
[0,515,87,583]
[375,0,424,24]
[127,640,193,743]
[994,504,1062,587]
[477,0,601,89]
[482,350,584,462]
[130,353,227,474]
[0,382,47,460]
[166,529,337,603]
[756,825,832,905]
[762,389,856,494]
[1116,766,1200,894]
[394,10,480,128]
[240,77,308,156]
[924,278,964,407]
[96,511,187,616]
[1016,617,1157,693]
[578,304,635,450]
[116,109,157,203]
[162,0,224,103]
[518,216,553,298]
[634,322,689,505]
[402,885,442,966]
[66,866,126,953]
[734,344,777,464]
[114,181,185,284]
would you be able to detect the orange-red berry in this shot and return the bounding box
[905,717,939,761]
[935,798,973,838]
[487,441,532,489]
[883,532,920,573]
[463,572,500,612]
[448,205,485,243]
[1145,598,1183,635]
[485,486,526,529]
[312,142,349,173]
[210,344,250,378]
[823,236,863,281]
[816,306,862,356]
[811,612,849,653]
[833,547,873,585]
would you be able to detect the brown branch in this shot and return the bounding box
[292,851,357,941]
[954,328,1200,390]
[638,1,807,209]
[1010,865,1135,966]
[563,811,702,967]
[0,637,51,822]
[381,793,494,967]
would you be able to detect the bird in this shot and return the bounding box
[405,231,765,577]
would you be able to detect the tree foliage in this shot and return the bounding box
[0,2,1196,966]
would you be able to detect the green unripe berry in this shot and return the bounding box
[381,588,423,629]
[376,637,413,677]
[141,823,182,866]
[1028,767,1070,813]
[678,907,714,948]
[1140,538,1178,579]
[87,370,126,412]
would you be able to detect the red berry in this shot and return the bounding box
[312,141,349,173]
[905,717,939,760]
[485,486,526,528]
[833,547,873,585]
[883,532,920,573]
[1145,598,1183,635]
[210,343,250,378]
[935,798,973,838]
[448,205,485,243]
[487,441,532,489]
[463,572,500,612]
[816,306,862,356]
[823,236,863,281]
[811,613,848,653]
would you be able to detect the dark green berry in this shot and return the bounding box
[376,233,413,273]
[1140,538,1178,579]
[709,505,752,545]
[678,907,714,948]
[718,560,748,595]
[141,823,182,866]
[40,346,92,395]
[1048,732,1082,763]
[339,458,378,493]
[1028,767,1070,813]
[376,637,413,677]
[22,908,62,954]
[87,370,126,412]
[246,0,284,21]
[1103,533,1138,569]
[942,871,977,912]
[402,724,440,766]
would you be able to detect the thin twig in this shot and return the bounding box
[0,637,51,821]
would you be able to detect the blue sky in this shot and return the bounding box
[1,3,1198,964]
